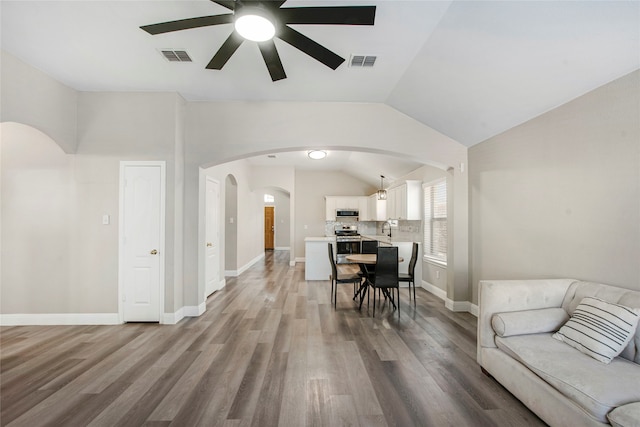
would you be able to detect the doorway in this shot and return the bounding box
[205,177,221,297]
[119,161,165,323]
[264,206,274,250]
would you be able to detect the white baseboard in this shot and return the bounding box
[420,281,477,317]
[0,312,120,326]
[469,303,479,317]
[274,246,290,251]
[295,257,305,263]
[163,308,184,325]
[184,302,206,317]
[243,253,265,275]
[226,253,266,277]
[421,280,447,301]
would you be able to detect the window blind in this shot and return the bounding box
[423,179,447,263]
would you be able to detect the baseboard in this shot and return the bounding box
[225,269,238,277]
[421,280,447,301]
[184,302,206,317]
[239,253,265,275]
[0,312,120,326]
[295,257,305,263]
[469,303,479,317]
[274,246,290,251]
[445,298,473,314]
[420,281,477,317]
[163,307,184,325]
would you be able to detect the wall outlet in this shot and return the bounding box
[436,270,440,279]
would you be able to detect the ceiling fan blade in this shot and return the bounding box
[258,40,287,81]
[280,6,376,25]
[141,14,233,35]
[209,1,236,10]
[278,26,345,70]
[206,31,244,69]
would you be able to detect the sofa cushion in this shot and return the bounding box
[608,402,640,427]
[492,307,568,337]
[553,297,640,364]
[496,333,640,423]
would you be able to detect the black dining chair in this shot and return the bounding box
[367,246,399,317]
[361,239,378,254]
[328,243,361,307]
[398,242,418,303]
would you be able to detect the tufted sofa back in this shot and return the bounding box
[562,281,640,364]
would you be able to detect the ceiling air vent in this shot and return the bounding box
[349,55,376,68]
[160,49,192,62]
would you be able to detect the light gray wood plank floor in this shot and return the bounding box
[1,250,546,426]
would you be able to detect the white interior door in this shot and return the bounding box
[120,163,164,322]
[205,177,220,297]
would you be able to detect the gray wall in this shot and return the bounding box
[272,189,291,249]
[294,170,374,259]
[469,70,640,304]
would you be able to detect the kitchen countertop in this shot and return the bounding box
[304,236,336,242]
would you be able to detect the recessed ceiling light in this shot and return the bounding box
[308,150,327,160]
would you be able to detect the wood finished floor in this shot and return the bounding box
[1,251,546,427]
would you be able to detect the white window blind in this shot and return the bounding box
[423,179,447,263]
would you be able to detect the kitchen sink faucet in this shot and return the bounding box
[381,221,392,238]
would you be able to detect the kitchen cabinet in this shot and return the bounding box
[386,180,421,220]
[325,196,369,220]
[367,194,387,221]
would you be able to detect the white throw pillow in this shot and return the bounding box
[553,297,640,364]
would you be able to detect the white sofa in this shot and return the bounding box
[477,279,640,427]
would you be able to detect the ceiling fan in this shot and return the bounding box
[140,0,376,82]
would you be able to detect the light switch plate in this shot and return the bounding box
[102,214,110,225]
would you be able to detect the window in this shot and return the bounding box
[423,179,447,264]
[264,194,274,203]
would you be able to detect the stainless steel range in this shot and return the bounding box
[335,225,361,264]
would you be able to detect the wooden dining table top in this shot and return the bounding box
[345,254,404,264]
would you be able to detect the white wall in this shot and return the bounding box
[469,70,640,303]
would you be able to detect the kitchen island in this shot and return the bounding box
[304,236,335,280]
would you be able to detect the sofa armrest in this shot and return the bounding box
[477,279,576,365]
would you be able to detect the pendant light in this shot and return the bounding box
[377,175,387,200]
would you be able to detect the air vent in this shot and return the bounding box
[349,55,376,68]
[267,154,277,158]
[160,49,192,62]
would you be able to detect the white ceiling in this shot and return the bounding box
[2,0,638,184]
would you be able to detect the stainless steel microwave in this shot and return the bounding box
[336,209,359,218]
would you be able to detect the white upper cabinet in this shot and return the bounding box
[367,194,387,221]
[325,196,369,220]
[386,180,421,220]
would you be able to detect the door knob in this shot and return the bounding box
[206,242,213,247]
[150,249,158,255]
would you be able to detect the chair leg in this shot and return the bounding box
[412,280,416,303]
[373,286,376,317]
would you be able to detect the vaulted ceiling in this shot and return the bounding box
[2,1,638,184]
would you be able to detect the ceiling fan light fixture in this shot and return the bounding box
[308,150,327,160]
[234,9,276,42]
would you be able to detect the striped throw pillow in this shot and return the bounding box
[552,297,640,364]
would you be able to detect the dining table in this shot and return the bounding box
[346,253,403,310]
